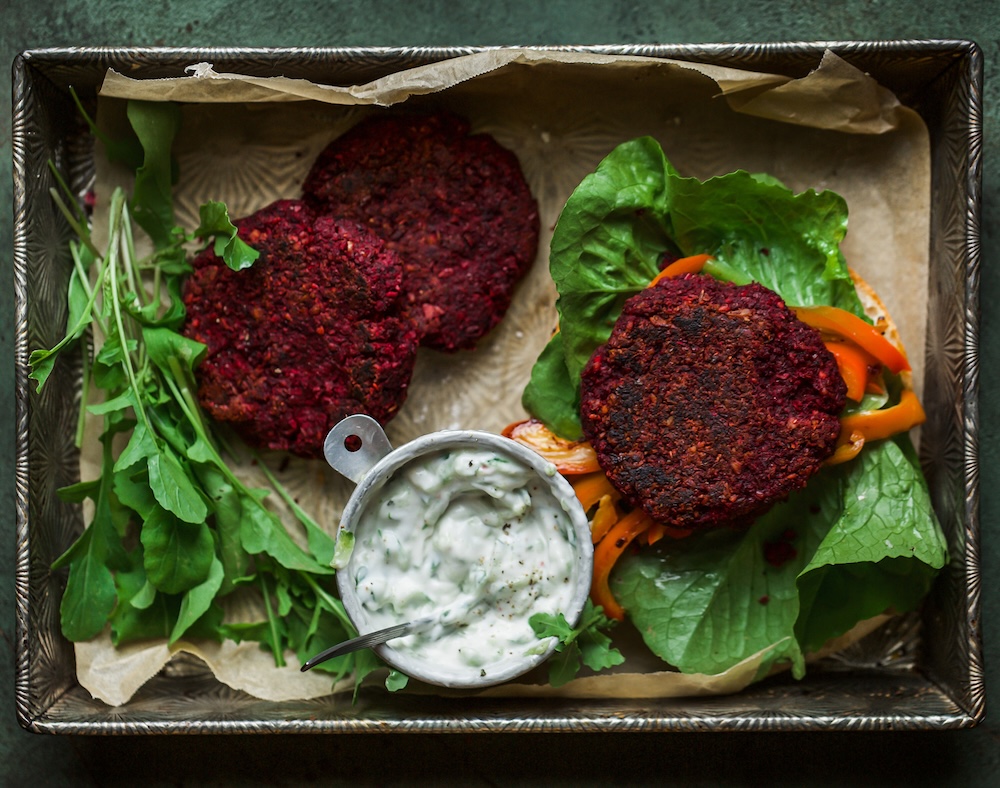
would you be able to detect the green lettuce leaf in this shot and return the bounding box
[530,137,947,681]
[794,436,946,653]
[526,136,864,433]
[613,437,946,678]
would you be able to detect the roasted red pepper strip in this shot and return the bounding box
[591,509,653,621]
[793,305,910,374]
[648,253,713,287]
[502,419,600,475]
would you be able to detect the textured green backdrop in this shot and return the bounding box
[3,1,997,784]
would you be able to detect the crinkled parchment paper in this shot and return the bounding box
[78,48,929,706]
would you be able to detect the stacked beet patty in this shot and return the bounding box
[579,274,847,530]
[303,112,540,352]
[183,112,538,457]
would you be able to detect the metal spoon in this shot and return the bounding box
[300,618,433,671]
[299,590,496,672]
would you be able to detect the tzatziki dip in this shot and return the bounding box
[346,446,582,685]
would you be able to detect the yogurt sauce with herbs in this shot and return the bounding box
[348,446,580,683]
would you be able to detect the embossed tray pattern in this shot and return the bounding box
[13,42,983,733]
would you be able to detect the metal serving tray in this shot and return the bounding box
[13,42,983,733]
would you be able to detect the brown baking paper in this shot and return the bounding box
[77,48,930,706]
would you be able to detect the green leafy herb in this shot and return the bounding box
[385,670,410,692]
[195,201,260,271]
[32,99,369,685]
[529,600,625,687]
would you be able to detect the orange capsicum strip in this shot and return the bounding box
[591,509,654,621]
[840,388,926,443]
[824,340,877,402]
[589,495,619,543]
[644,520,693,546]
[825,429,866,466]
[647,254,713,287]
[793,305,910,375]
[826,390,926,466]
[571,471,619,512]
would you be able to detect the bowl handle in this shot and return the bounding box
[323,414,394,483]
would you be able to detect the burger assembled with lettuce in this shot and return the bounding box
[514,136,947,682]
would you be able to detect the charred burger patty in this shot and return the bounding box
[579,274,847,530]
[183,199,419,458]
[302,111,540,352]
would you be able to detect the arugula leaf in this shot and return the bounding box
[113,420,158,473]
[239,493,334,574]
[53,433,132,641]
[530,600,624,687]
[110,547,174,645]
[127,100,181,249]
[140,506,215,594]
[170,556,226,643]
[193,464,253,593]
[113,468,159,520]
[60,546,118,642]
[36,98,394,694]
[146,447,209,524]
[195,201,260,271]
[142,326,207,378]
[68,85,145,172]
[28,240,106,394]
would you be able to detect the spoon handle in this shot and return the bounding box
[299,620,422,671]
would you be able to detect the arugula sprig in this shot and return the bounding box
[32,98,382,693]
[529,600,625,687]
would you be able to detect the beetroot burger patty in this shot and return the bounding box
[302,111,540,351]
[183,199,419,458]
[579,274,847,530]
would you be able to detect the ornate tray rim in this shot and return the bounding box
[12,40,984,734]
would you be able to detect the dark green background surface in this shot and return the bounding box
[2,1,997,785]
